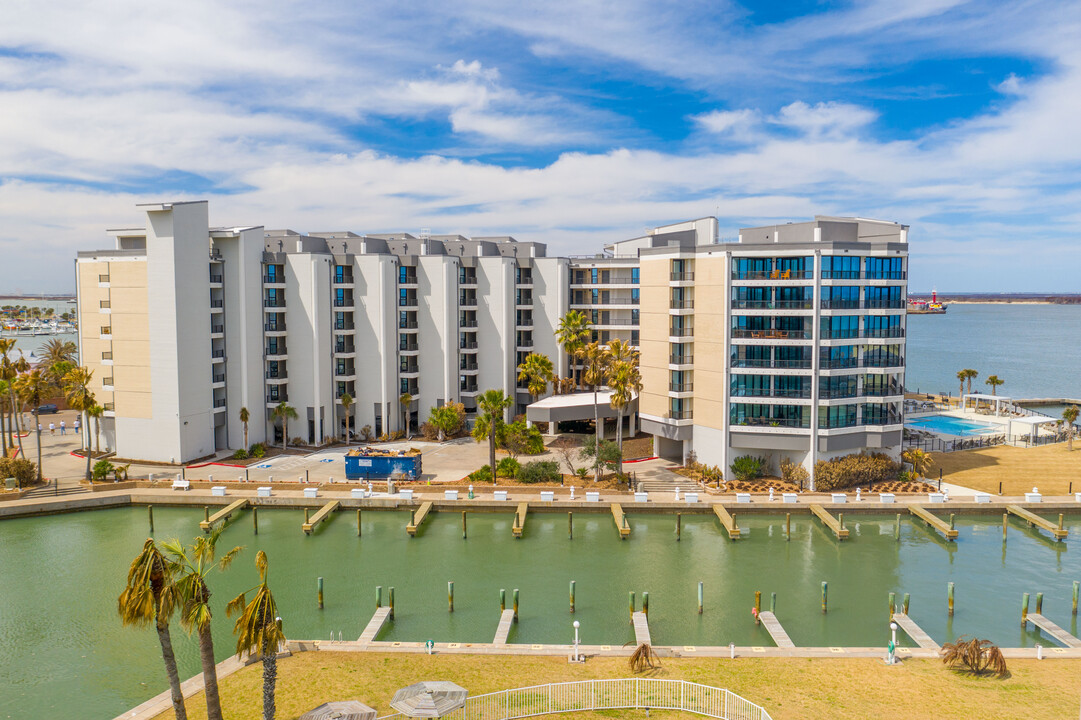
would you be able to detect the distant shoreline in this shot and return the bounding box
[910,294,1081,305]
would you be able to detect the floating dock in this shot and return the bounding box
[1007,505,1068,541]
[909,505,958,541]
[303,501,340,534]
[1026,613,1081,648]
[512,502,528,538]
[406,501,433,536]
[632,611,651,646]
[611,503,631,539]
[493,609,516,645]
[713,504,741,540]
[758,611,795,648]
[358,606,392,644]
[891,612,939,650]
[199,499,248,533]
[809,504,849,540]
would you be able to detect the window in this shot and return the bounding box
[733,286,771,308]
[730,403,770,424]
[631,288,640,303]
[775,286,812,308]
[821,345,858,369]
[631,267,640,284]
[731,375,770,396]
[631,330,639,345]
[865,256,903,279]
[819,404,858,429]
[865,286,903,309]
[774,376,808,398]
[590,268,598,283]
[101,325,111,335]
[730,345,770,368]
[99,300,110,309]
[821,256,860,279]
[862,403,898,425]
[775,346,810,368]
[820,375,858,399]
[821,286,859,309]
[631,309,639,323]
[733,257,770,279]
[399,265,416,283]
[864,314,902,338]
[776,256,813,277]
[821,315,859,339]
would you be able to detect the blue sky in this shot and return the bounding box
[2,0,1081,292]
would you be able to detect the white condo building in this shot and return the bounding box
[75,201,907,483]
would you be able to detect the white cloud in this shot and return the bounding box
[692,109,758,137]
[771,101,878,138]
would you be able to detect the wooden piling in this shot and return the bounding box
[698,582,704,614]
[448,581,454,612]
[204,506,210,523]
[770,591,776,614]
[569,581,575,614]
[643,591,649,618]
[356,509,361,536]
[1022,592,1030,626]
[462,511,467,540]
[903,593,910,615]
[389,587,395,620]
[1003,512,1008,542]
[676,512,681,541]
[513,588,519,622]
[304,507,310,524]
[889,592,896,619]
[822,582,828,614]
[253,506,258,535]
[948,582,954,617]
[895,513,900,541]
[568,512,573,540]
[786,513,791,541]
[949,513,955,531]
[1073,581,1079,616]
[317,577,324,609]
[148,505,154,533]
[1036,592,1043,614]
[500,588,506,612]
[754,591,761,624]
[376,586,382,608]
[629,591,635,622]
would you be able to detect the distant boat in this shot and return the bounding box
[908,289,947,314]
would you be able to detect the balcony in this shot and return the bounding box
[731,359,812,369]
[399,341,418,352]
[265,347,286,357]
[460,384,479,394]
[862,357,905,368]
[398,297,417,308]
[460,341,478,351]
[670,300,694,310]
[212,373,225,384]
[209,273,223,284]
[669,383,694,393]
[734,417,810,429]
[863,415,903,426]
[266,394,287,404]
[669,328,694,338]
[863,387,903,398]
[458,273,477,286]
[335,344,356,354]
[334,298,354,308]
[670,272,695,281]
[864,300,906,310]
[210,299,224,309]
[459,297,478,307]
[263,299,284,308]
[459,319,478,328]
[263,274,285,284]
[820,300,860,310]
[399,274,418,286]
[398,319,417,330]
[333,273,354,284]
[515,295,533,307]
[213,398,226,409]
[211,349,225,359]
[732,270,813,280]
[669,355,694,365]
[863,328,905,339]
[732,300,813,310]
[667,410,692,420]
[336,369,358,378]
[211,324,224,334]
[516,318,534,328]
[821,358,859,370]
[571,297,639,306]
[460,361,479,371]
[731,329,810,340]
[265,321,286,332]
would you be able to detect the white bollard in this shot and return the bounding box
[856,487,861,502]
[1036,643,1043,660]
[329,476,334,484]
[729,642,735,659]
[208,474,213,483]
[674,487,681,502]
[570,487,575,500]
[769,487,775,502]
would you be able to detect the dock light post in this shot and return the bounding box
[571,620,581,662]
[887,621,898,665]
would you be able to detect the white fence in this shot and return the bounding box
[377,678,772,720]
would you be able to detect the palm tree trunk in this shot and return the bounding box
[243,425,249,451]
[593,385,600,482]
[94,418,101,453]
[10,390,24,457]
[197,623,225,720]
[283,418,288,450]
[156,618,189,720]
[616,411,624,476]
[261,637,276,720]
[1,405,8,456]
[489,419,497,479]
[84,411,92,483]
[34,424,42,486]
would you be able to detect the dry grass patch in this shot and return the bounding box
[931,442,1081,495]
[155,652,1081,720]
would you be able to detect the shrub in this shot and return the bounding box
[469,465,493,483]
[581,439,622,476]
[497,457,520,478]
[249,443,266,458]
[290,436,305,447]
[941,636,1007,677]
[730,455,767,482]
[813,452,901,491]
[92,459,114,482]
[519,460,561,484]
[502,420,545,457]
[232,449,249,460]
[780,457,809,488]
[0,457,37,487]
[360,425,373,441]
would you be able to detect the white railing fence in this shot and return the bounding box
[377,678,772,720]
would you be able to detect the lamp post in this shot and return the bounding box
[571,620,581,662]
[887,621,898,665]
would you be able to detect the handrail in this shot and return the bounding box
[378,678,772,720]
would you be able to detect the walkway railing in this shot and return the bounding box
[377,679,772,720]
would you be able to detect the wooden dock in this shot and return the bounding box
[1007,505,1068,541]
[357,607,392,644]
[493,609,516,645]
[712,504,741,540]
[302,501,340,534]
[1026,613,1081,648]
[512,502,528,538]
[632,611,651,646]
[892,612,939,650]
[611,503,631,539]
[406,501,433,536]
[199,499,248,532]
[909,505,958,541]
[809,504,849,540]
[758,611,795,648]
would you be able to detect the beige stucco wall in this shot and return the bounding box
[639,255,671,418]
[690,253,727,430]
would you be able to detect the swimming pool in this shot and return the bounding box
[906,414,998,437]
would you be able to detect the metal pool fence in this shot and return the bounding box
[377,678,773,720]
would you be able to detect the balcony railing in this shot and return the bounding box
[732,270,813,280]
[459,298,478,307]
[336,321,356,330]
[821,358,859,369]
[398,297,417,307]
[731,359,812,369]
[265,370,284,379]
[515,296,533,306]
[102,352,113,361]
[335,345,356,354]
[730,388,811,399]
[863,385,903,397]
[862,415,903,426]
[819,418,858,429]
[460,385,479,393]
[333,274,353,284]
[336,368,356,377]
[863,328,905,338]
[731,329,810,340]
[398,320,417,329]
[334,298,353,307]
[822,271,907,280]
[864,300,906,310]
[399,342,418,352]
[460,362,478,371]
[98,274,110,283]
[594,319,636,326]
[209,274,223,283]
[460,319,478,328]
[211,325,224,333]
[458,275,477,285]
[263,299,284,308]
[734,416,810,428]
[213,398,226,408]
[266,394,286,403]
[820,299,860,309]
[516,318,534,327]
[819,390,858,400]
[670,328,694,337]
[210,299,224,308]
[821,330,860,340]
[103,402,115,411]
[265,347,285,356]
[571,298,639,305]
[213,373,225,383]
[670,272,695,281]
[670,300,694,310]
[669,383,693,393]
[103,377,114,386]
[667,410,692,420]
[732,300,813,310]
[211,349,225,358]
[265,322,285,332]
[399,274,418,285]
[517,340,534,348]
[669,355,693,364]
[571,277,639,285]
[862,357,905,368]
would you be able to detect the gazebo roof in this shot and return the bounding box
[963,393,1011,402]
[1009,415,1058,426]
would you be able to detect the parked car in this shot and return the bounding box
[32,404,59,415]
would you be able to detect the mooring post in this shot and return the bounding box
[838,512,844,532]
[643,591,649,618]
[376,586,382,608]
[253,506,258,535]
[1058,514,1064,533]
[462,511,467,540]
[389,587,395,620]
[570,580,575,613]
[1073,581,1079,616]
[754,591,761,624]
[1003,513,1008,542]
[889,592,896,619]
[998,480,1002,495]
[949,513,955,531]
[1022,592,1030,626]
[317,577,324,609]
[895,513,901,541]
[676,512,681,541]
[629,591,635,622]
[698,581,704,614]
[148,505,154,533]
[500,589,506,612]
[356,509,361,537]
[770,591,776,614]
[785,513,791,541]
[568,512,573,540]
[304,507,310,524]
[448,581,454,612]
[204,506,210,523]
[903,592,910,615]
[1036,592,1043,614]
[513,588,519,622]
[947,582,954,617]
[821,582,828,614]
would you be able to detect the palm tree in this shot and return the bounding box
[516,353,555,403]
[902,448,933,480]
[579,341,611,482]
[13,369,51,486]
[1063,405,1079,451]
[162,529,243,720]
[985,375,1004,396]
[239,407,250,451]
[956,370,967,402]
[555,310,592,389]
[62,366,95,483]
[339,393,353,445]
[963,369,978,395]
[474,389,512,479]
[272,402,298,449]
[607,348,642,476]
[0,338,27,458]
[428,405,459,442]
[118,539,188,720]
[87,402,104,454]
[41,338,77,366]
[399,392,412,439]
[227,551,285,720]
